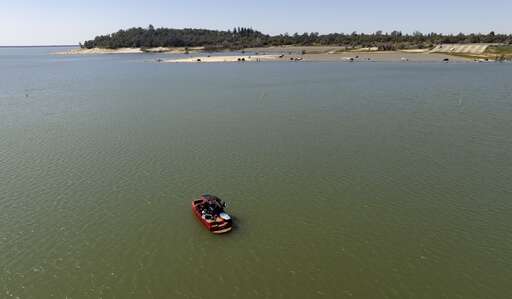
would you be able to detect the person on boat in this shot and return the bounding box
[215,197,226,208]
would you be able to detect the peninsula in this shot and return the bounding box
[59,26,512,62]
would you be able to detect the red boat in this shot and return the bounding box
[192,194,232,234]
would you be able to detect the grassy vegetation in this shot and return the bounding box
[487,45,512,54]
[485,45,512,60]
[442,45,512,61]
[448,51,511,61]
[447,53,488,60]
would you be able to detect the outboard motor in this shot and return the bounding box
[219,212,231,222]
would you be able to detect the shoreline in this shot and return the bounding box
[54,47,204,55]
[53,46,502,63]
[163,51,472,63]
[164,55,283,63]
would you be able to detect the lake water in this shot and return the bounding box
[1,47,511,299]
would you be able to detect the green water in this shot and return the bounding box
[1,47,511,298]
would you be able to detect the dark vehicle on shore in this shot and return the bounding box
[192,194,232,234]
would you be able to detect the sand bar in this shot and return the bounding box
[164,55,284,63]
[244,46,471,62]
[54,47,203,55]
[55,45,475,62]
[162,51,471,63]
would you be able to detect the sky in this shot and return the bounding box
[1,0,511,46]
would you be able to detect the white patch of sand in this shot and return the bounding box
[164,55,287,63]
[430,43,498,54]
[54,47,204,55]
[54,48,143,55]
[401,49,430,53]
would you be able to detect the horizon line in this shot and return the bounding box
[0,45,78,48]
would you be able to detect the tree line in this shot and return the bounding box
[81,26,512,50]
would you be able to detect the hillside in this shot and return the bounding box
[81,26,512,50]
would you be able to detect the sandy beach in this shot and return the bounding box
[54,47,204,55]
[162,51,471,64]
[301,51,470,62]
[244,46,470,62]
[164,55,283,63]
[55,45,475,63]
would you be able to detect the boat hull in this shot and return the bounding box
[192,198,232,234]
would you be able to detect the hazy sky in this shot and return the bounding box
[1,0,511,46]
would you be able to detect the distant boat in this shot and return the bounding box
[192,194,232,234]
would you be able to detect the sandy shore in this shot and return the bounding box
[55,48,141,55]
[55,47,204,55]
[301,51,470,62]
[243,46,470,62]
[164,55,283,63]
[55,45,475,62]
[162,51,470,64]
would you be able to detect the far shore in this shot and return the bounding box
[54,47,204,55]
[53,45,501,63]
[163,51,472,63]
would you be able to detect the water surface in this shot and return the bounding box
[1,47,511,298]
